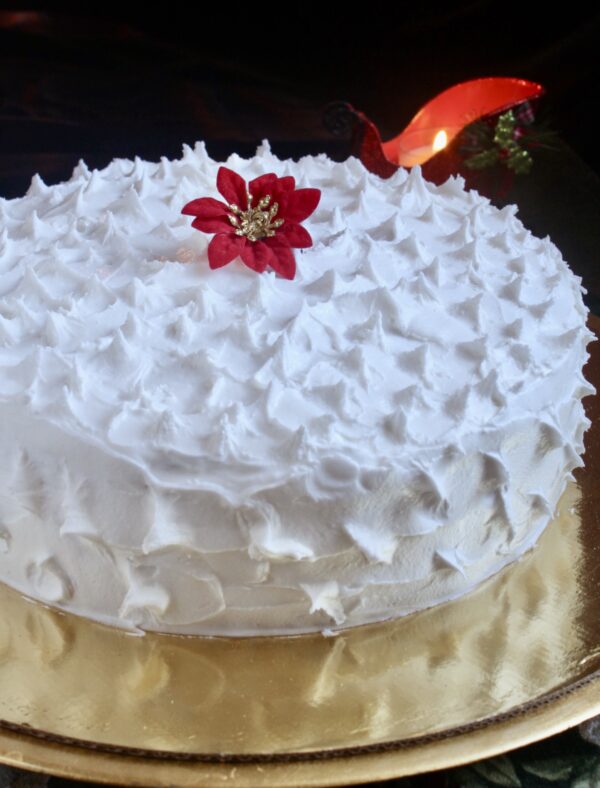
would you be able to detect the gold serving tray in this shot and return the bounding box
[1,316,600,787]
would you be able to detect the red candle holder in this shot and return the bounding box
[324,77,544,181]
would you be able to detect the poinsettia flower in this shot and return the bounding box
[181,166,321,280]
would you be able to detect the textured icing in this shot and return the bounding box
[0,140,594,635]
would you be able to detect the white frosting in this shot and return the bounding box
[0,140,594,635]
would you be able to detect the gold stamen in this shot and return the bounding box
[228,190,284,242]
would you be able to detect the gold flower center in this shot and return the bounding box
[227,191,284,242]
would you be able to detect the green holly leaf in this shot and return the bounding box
[470,755,522,786]
[507,149,532,175]
[494,110,517,148]
[571,758,600,788]
[522,756,574,780]
[465,149,499,170]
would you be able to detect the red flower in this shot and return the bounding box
[181,166,321,280]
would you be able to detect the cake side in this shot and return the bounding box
[0,140,595,635]
[0,406,589,635]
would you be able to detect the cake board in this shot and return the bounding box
[0,315,599,787]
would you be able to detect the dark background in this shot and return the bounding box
[1,4,599,192]
[1,6,600,786]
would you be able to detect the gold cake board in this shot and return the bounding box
[1,315,599,787]
[0,680,600,788]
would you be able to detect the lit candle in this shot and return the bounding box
[432,130,448,153]
[396,128,450,167]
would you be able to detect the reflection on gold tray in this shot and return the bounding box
[1,316,600,787]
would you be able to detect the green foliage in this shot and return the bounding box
[458,104,559,178]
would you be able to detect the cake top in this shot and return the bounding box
[0,140,593,504]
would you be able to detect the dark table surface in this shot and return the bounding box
[1,8,600,787]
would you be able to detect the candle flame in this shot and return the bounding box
[432,130,448,153]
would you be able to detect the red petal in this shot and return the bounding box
[278,222,313,248]
[248,173,279,205]
[181,196,230,217]
[277,175,296,192]
[183,197,235,232]
[192,215,234,233]
[280,188,321,223]
[217,167,248,209]
[263,237,297,280]
[240,240,275,273]
[208,233,245,269]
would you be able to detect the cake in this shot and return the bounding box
[0,140,594,637]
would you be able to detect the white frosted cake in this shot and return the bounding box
[0,140,594,636]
